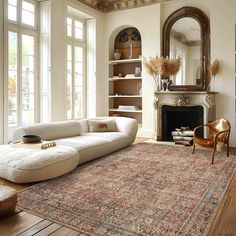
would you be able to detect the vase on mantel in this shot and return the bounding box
[160,79,170,92]
[153,74,161,92]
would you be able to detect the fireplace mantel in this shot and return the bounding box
[153,91,217,140]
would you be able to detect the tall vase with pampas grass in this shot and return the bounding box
[143,56,181,92]
[143,56,162,91]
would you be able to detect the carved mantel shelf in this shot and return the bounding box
[153,91,218,140]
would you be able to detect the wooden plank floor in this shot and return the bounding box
[0,139,236,236]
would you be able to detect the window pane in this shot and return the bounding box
[67,45,72,60]
[22,1,34,12]
[67,74,72,119]
[21,109,34,124]
[75,20,83,39]
[75,46,83,62]
[22,35,34,55]
[22,55,34,72]
[8,53,17,70]
[8,5,17,21]
[9,0,17,6]
[67,45,72,119]
[67,17,72,37]
[8,32,18,127]
[8,70,17,126]
[8,31,17,53]
[21,34,35,124]
[74,86,83,119]
[75,62,83,75]
[41,95,50,123]
[22,1,35,26]
[75,28,83,40]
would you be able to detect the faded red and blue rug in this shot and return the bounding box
[17,143,236,235]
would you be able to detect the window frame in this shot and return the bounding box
[4,0,39,142]
[66,14,87,120]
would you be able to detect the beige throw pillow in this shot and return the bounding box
[88,119,116,132]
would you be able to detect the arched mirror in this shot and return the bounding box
[162,6,210,91]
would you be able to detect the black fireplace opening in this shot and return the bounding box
[162,105,203,141]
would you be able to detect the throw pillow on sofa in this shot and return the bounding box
[88,119,116,132]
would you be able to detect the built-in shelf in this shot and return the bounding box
[109,77,142,81]
[109,27,142,126]
[109,58,142,64]
[109,109,142,113]
[109,95,142,98]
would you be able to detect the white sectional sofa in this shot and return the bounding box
[0,117,138,183]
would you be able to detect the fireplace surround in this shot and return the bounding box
[153,91,217,140]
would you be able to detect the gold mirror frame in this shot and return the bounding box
[162,6,210,91]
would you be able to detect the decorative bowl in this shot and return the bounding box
[22,135,41,143]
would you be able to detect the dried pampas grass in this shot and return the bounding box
[143,56,159,76]
[143,55,181,90]
[168,57,181,76]
[209,59,220,77]
[144,56,181,77]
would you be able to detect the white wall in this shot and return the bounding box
[50,0,67,121]
[104,5,161,137]
[210,0,236,146]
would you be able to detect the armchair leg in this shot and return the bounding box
[212,144,217,165]
[227,141,229,157]
[192,142,195,154]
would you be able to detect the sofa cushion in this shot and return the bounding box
[82,132,130,142]
[13,120,81,141]
[88,119,116,132]
[56,132,131,164]
[0,145,79,183]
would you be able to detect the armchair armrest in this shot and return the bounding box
[193,124,210,136]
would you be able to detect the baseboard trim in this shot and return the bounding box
[137,128,153,138]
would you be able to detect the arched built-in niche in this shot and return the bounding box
[108,27,143,126]
[108,26,142,60]
[114,27,141,60]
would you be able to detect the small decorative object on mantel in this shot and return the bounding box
[143,56,181,92]
[207,59,220,90]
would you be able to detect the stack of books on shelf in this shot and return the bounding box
[171,127,194,146]
[118,105,140,111]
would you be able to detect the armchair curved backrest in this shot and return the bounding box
[208,119,231,144]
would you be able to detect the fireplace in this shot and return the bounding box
[162,105,203,141]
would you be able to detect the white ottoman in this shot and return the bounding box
[0,144,79,183]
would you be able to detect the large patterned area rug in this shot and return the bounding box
[17,143,236,236]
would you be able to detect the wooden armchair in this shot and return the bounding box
[192,119,231,164]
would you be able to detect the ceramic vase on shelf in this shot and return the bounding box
[114,49,121,60]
